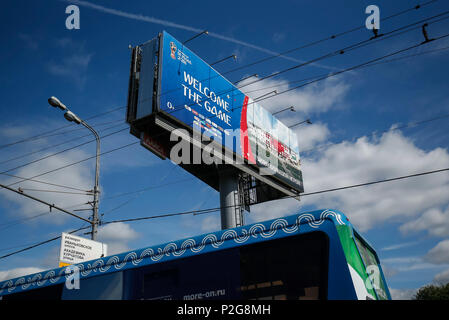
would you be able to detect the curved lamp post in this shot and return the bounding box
[48,96,100,240]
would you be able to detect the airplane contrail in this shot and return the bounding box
[63,0,337,70]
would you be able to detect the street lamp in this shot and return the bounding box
[234,74,258,85]
[211,54,237,66]
[254,90,277,101]
[289,119,312,128]
[273,106,295,116]
[48,96,101,240]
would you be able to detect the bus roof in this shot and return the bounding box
[0,208,355,296]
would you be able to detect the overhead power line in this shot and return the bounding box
[0,1,439,164]
[4,141,139,189]
[1,32,446,235]
[0,127,128,179]
[0,201,95,231]
[2,165,448,261]
[0,173,90,192]
[0,226,91,260]
[0,1,438,158]
[0,182,92,224]
[0,105,125,151]
[156,7,449,105]
[240,44,449,97]
[302,112,449,154]
[221,0,440,77]
[232,10,449,92]
[0,1,439,260]
[0,122,127,167]
[92,111,449,207]
[160,19,449,121]
[155,1,444,100]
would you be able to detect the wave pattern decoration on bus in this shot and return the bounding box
[0,209,345,295]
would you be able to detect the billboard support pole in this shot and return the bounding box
[218,166,243,229]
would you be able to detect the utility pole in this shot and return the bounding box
[81,121,100,240]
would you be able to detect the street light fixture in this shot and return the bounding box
[47,96,101,240]
[254,90,277,101]
[63,111,81,124]
[273,106,295,116]
[289,119,312,128]
[210,54,237,66]
[48,96,67,111]
[234,74,258,85]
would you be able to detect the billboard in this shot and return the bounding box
[59,233,107,267]
[127,31,303,195]
[157,31,303,192]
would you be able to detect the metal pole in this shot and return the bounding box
[81,121,100,240]
[218,167,243,230]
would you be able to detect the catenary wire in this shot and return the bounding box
[1,165,448,260]
[3,32,447,194]
[155,8,449,106]
[0,1,439,154]
[1,20,448,255]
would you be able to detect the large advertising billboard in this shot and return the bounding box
[133,31,303,194]
[157,31,303,193]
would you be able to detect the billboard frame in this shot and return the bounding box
[126,31,303,206]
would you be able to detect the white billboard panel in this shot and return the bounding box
[59,233,107,267]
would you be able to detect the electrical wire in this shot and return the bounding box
[0,226,91,260]
[154,1,444,101]
[155,7,449,107]
[0,127,128,179]
[0,1,439,158]
[302,113,449,154]
[1,33,446,231]
[0,122,127,167]
[4,141,139,189]
[0,106,125,151]
[1,165,448,261]
[103,166,449,223]
[221,0,440,77]
[157,22,449,124]
[0,2,440,185]
[0,3,447,261]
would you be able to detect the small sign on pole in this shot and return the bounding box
[59,233,107,267]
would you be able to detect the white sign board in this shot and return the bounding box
[59,233,107,267]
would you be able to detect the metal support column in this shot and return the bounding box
[218,167,244,230]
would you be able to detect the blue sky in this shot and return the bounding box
[1,0,449,299]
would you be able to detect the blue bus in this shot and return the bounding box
[0,209,391,300]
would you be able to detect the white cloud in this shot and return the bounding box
[424,240,449,265]
[0,125,34,140]
[272,32,286,43]
[249,197,301,223]
[200,215,220,233]
[300,130,449,231]
[296,123,330,151]
[47,38,93,87]
[97,222,139,255]
[62,0,336,70]
[389,288,418,300]
[18,33,39,50]
[400,205,449,237]
[239,76,350,116]
[0,149,93,224]
[433,268,449,284]
[0,267,44,282]
[381,241,421,252]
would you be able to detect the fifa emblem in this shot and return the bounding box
[170,41,177,60]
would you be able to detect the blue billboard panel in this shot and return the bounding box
[156,31,303,192]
